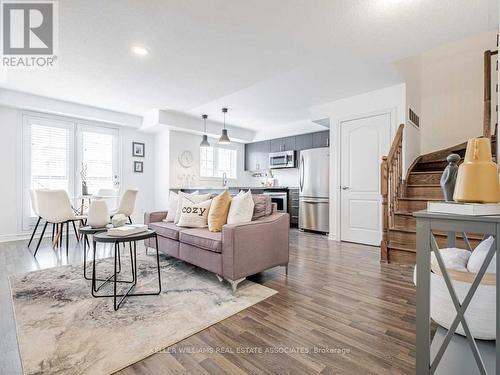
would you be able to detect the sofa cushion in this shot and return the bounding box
[252,194,272,220]
[149,221,183,241]
[179,228,222,253]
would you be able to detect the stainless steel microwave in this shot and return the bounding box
[269,150,295,169]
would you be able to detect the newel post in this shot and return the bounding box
[380,156,389,262]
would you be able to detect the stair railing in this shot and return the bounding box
[380,123,404,262]
[483,49,498,139]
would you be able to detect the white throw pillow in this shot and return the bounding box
[227,190,255,224]
[467,236,496,274]
[177,197,212,228]
[164,191,180,222]
[430,248,471,273]
[174,192,209,223]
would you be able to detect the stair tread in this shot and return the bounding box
[410,171,443,175]
[406,184,441,187]
[394,211,414,216]
[398,197,441,202]
[388,242,416,253]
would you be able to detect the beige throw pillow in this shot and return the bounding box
[227,190,255,224]
[177,198,212,228]
[208,191,232,232]
[174,192,210,223]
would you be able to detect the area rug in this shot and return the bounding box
[9,252,277,375]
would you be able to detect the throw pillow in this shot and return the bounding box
[227,190,255,224]
[208,191,232,232]
[252,194,272,220]
[164,191,180,222]
[430,248,471,273]
[177,197,212,228]
[174,192,210,223]
[467,236,496,274]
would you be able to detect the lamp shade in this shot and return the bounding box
[200,134,210,148]
[219,129,230,144]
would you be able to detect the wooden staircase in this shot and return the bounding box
[381,47,498,264]
[382,133,497,264]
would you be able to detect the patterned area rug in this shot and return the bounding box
[9,252,276,375]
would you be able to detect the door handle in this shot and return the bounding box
[341,186,350,190]
[300,155,304,191]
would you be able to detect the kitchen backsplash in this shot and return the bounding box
[243,168,299,188]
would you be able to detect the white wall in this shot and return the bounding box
[419,31,497,154]
[310,83,407,240]
[0,104,156,239]
[155,129,170,210]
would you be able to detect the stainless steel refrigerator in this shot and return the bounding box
[299,147,329,233]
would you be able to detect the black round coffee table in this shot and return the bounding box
[92,229,161,311]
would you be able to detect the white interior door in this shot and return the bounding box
[340,113,391,246]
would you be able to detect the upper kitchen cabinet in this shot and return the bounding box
[295,133,313,150]
[244,140,270,171]
[312,130,330,148]
[270,136,296,152]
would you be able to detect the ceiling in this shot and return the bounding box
[0,0,498,131]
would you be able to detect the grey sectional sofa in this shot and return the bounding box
[144,202,289,292]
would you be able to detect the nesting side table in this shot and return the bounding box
[92,230,161,311]
[414,210,499,375]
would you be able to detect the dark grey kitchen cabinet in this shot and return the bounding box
[244,140,270,171]
[312,130,329,148]
[295,133,313,150]
[270,136,296,152]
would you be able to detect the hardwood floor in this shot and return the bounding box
[0,230,416,374]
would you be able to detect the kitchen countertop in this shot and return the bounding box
[171,186,298,190]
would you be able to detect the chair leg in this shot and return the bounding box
[72,221,79,242]
[66,221,69,257]
[28,217,41,247]
[34,222,48,257]
[128,216,132,224]
[51,223,55,242]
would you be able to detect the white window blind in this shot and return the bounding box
[81,131,114,195]
[200,147,237,179]
[30,124,70,191]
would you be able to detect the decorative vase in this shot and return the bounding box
[453,137,500,203]
[440,154,460,202]
[82,183,88,196]
[87,200,109,228]
[111,214,128,228]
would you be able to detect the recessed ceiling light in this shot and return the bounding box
[131,46,148,56]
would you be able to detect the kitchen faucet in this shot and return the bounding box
[222,172,228,187]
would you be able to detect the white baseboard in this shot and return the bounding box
[0,231,52,243]
[328,233,339,241]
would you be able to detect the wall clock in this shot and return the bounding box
[178,150,194,168]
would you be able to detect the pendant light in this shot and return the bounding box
[219,107,231,144]
[200,114,210,148]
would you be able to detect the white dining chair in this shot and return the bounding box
[110,189,138,223]
[96,188,119,212]
[27,189,41,247]
[34,190,87,256]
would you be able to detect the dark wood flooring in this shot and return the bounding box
[0,230,416,375]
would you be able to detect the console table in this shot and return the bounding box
[414,210,499,375]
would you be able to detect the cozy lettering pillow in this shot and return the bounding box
[174,192,210,223]
[177,198,212,228]
[227,190,255,224]
[208,191,232,232]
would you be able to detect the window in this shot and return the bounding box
[78,125,119,195]
[200,147,237,179]
[23,114,120,229]
[30,123,72,191]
